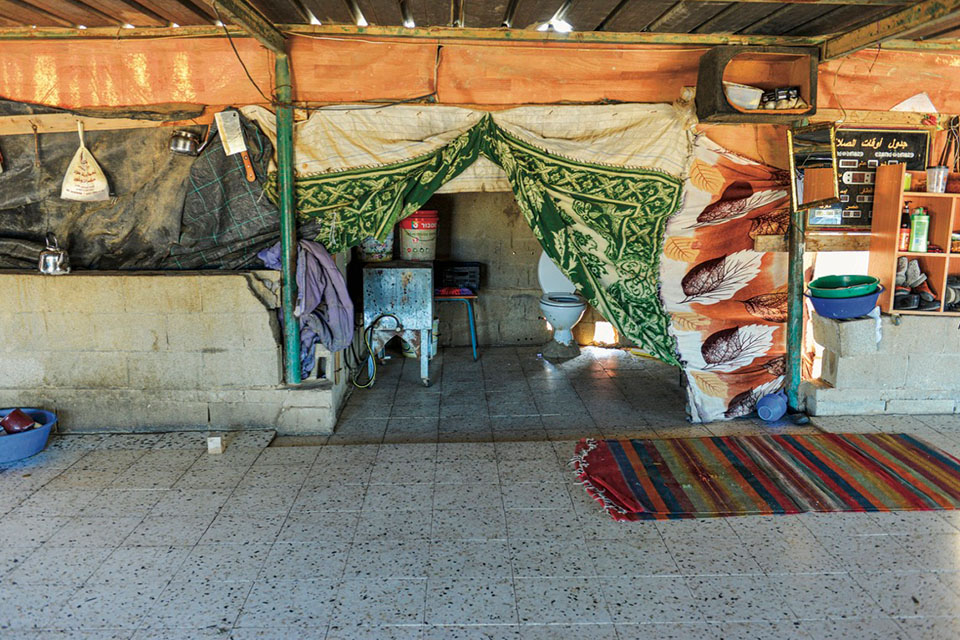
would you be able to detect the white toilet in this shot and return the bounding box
[538,252,587,354]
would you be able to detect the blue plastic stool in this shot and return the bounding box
[435,295,479,361]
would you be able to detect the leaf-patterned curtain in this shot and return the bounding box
[262,113,687,366]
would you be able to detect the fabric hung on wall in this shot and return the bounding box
[164,110,288,269]
[660,136,790,422]
[244,104,694,366]
[0,121,195,269]
[0,102,290,270]
[259,239,354,377]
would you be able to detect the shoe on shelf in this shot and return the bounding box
[913,279,938,303]
[896,256,908,286]
[894,293,920,310]
[906,259,928,288]
[918,298,941,311]
[947,287,960,306]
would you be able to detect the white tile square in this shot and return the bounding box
[433,507,506,540]
[141,579,252,629]
[425,577,517,624]
[600,576,703,624]
[199,515,284,545]
[235,578,338,629]
[86,546,189,585]
[432,483,503,511]
[173,543,271,582]
[586,537,680,577]
[259,542,350,581]
[771,573,884,621]
[123,515,214,547]
[7,544,112,585]
[54,517,143,547]
[509,540,591,578]
[850,571,960,618]
[330,577,427,626]
[427,540,512,578]
[504,508,580,541]
[514,577,612,624]
[686,574,797,622]
[343,539,430,578]
[355,509,431,541]
[363,483,435,511]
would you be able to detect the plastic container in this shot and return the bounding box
[909,208,930,253]
[359,229,394,262]
[927,166,949,193]
[805,286,884,319]
[722,82,764,110]
[807,275,879,299]
[0,408,56,464]
[756,390,788,422]
[399,210,439,261]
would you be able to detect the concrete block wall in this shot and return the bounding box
[427,191,608,348]
[0,271,346,435]
[804,313,960,415]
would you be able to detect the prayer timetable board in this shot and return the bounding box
[809,128,930,229]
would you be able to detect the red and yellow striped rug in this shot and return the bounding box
[572,433,960,521]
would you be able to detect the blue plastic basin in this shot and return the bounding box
[805,286,884,320]
[0,409,56,464]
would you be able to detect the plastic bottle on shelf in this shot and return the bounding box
[909,206,930,253]
[899,201,912,251]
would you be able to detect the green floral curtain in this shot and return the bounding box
[265,114,684,365]
[481,122,683,365]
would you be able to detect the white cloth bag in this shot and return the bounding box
[60,122,109,201]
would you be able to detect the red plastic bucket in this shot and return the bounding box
[399,210,439,261]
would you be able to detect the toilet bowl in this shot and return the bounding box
[537,252,587,351]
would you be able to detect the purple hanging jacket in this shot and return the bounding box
[258,240,354,377]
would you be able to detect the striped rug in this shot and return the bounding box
[572,433,960,521]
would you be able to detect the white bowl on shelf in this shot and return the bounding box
[723,82,764,110]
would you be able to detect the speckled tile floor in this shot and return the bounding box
[1,347,960,639]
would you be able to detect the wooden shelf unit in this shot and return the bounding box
[868,163,960,316]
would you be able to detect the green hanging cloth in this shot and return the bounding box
[261,111,685,366]
[480,119,684,366]
[263,121,485,254]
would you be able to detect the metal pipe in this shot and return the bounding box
[274,52,301,385]
[786,202,806,411]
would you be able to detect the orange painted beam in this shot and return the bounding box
[0,38,271,108]
[0,34,958,117]
[288,36,437,103]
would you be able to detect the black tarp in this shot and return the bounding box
[0,101,305,270]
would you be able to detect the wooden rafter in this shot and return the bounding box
[0,21,828,46]
[198,0,285,52]
[823,0,960,59]
[4,0,75,26]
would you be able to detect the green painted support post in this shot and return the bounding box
[275,52,301,385]
[786,205,806,411]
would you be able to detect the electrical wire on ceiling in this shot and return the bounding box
[212,1,274,104]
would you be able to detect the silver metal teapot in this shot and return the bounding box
[38,233,70,275]
[169,126,212,157]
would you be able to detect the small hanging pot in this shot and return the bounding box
[169,125,212,157]
[38,232,70,275]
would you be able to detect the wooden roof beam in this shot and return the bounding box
[0,23,823,46]
[199,0,285,53]
[823,0,960,59]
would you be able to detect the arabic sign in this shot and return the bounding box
[809,128,930,228]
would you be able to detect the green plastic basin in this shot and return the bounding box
[808,275,879,298]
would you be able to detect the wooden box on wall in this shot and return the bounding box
[696,46,819,123]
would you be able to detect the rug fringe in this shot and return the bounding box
[571,438,632,520]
